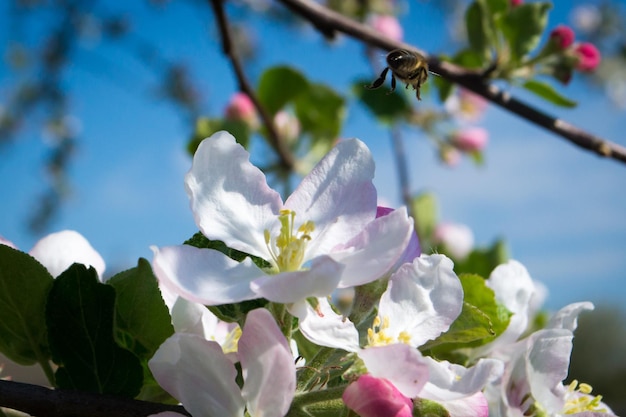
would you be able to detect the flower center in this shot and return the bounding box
[264,209,315,272]
[367,316,411,347]
[561,380,608,414]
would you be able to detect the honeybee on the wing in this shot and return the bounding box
[366,48,429,100]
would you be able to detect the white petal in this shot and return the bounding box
[333,207,414,287]
[148,333,245,417]
[186,131,283,257]
[546,301,594,332]
[421,357,504,401]
[289,298,360,352]
[239,309,296,417]
[285,139,377,257]
[250,256,343,303]
[152,245,263,305]
[29,230,105,278]
[379,254,463,347]
[438,392,489,417]
[171,296,219,338]
[527,329,572,413]
[359,344,429,398]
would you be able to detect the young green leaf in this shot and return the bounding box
[0,245,53,366]
[522,79,577,108]
[46,264,143,397]
[498,2,552,63]
[107,258,174,359]
[257,66,309,115]
[352,79,411,124]
[466,1,492,63]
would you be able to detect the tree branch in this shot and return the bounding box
[209,0,295,170]
[277,0,626,165]
[0,380,190,417]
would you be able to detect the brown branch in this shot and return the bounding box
[277,0,626,165]
[209,0,295,171]
[0,379,190,417]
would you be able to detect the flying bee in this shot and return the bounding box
[366,49,429,100]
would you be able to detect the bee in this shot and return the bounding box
[366,49,429,100]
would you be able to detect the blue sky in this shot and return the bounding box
[1,0,625,312]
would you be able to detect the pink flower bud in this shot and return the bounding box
[549,25,575,50]
[368,15,403,42]
[434,222,474,260]
[510,0,523,7]
[224,92,258,127]
[342,374,413,417]
[451,127,489,152]
[574,42,601,72]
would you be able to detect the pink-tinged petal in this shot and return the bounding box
[546,301,594,332]
[185,131,283,258]
[359,344,429,398]
[527,329,572,412]
[285,139,377,257]
[475,260,535,358]
[343,374,413,417]
[250,256,343,303]
[152,245,263,305]
[239,309,296,417]
[421,357,503,401]
[0,236,17,249]
[148,333,245,417]
[333,207,414,288]
[29,230,105,279]
[376,207,421,264]
[439,392,489,417]
[289,298,360,352]
[380,254,463,347]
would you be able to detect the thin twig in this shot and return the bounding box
[277,0,626,165]
[0,379,191,417]
[209,0,295,170]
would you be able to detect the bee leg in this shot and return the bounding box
[366,67,389,90]
[386,74,396,95]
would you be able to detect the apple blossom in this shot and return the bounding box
[152,131,414,305]
[342,374,413,417]
[451,127,489,152]
[486,302,614,417]
[149,308,295,417]
[575,43,601,72]
[1,230,105,279]
[549,25,575,50]
[368,15,403,42]
[434,222,474,260]
[225,92,258,128]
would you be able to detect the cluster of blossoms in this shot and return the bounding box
[1,131,615,417]
[540,24,601,84]
[148,131,613,416]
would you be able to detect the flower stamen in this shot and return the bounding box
[264,209,315,272]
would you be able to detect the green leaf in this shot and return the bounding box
[294,83,345,140]
[466,2,491,63]
[46,264,143,397]
[522,79,577,108]
[352,79,411,124]
[107,258,174,359]
[453,239,508,278]
[499,2,552,62]
[0,245,53,365]
[423,274,512,357]
[411,192,438,248]
[187,117,251,156]
[484,0,508,14]
[184,231,271,269]
[257,66,309,115]
[452,48,489,69]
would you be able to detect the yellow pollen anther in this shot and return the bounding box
[562,380,607,414]
[367,316,411,347]
[264,210,315,272]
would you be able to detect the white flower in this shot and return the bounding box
[152,131,414,305]
[149,308,295,417]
